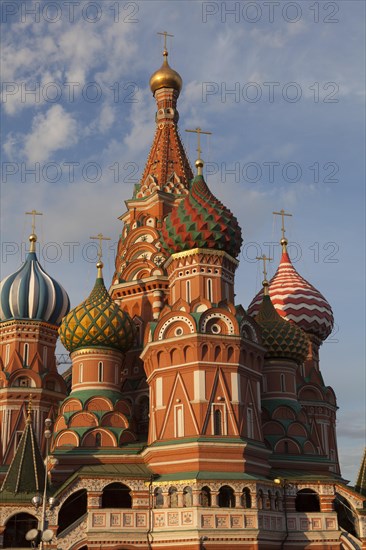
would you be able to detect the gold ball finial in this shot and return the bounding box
[195,158,204,176]
[149,50,183,95]
[29,233,37,252]
[96,261,104,269]
[262,279,270,296]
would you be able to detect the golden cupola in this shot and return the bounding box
[149,49,182,95]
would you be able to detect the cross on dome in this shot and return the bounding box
[25,209,42,252]
[256,254,273,294]
[185,127,212,175]
[273,208,292,244]
[90,233,111,277]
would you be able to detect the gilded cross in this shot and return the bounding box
[256,254,273,282]
[157,31,174,51]
[273,209,292,240]
[90,233,111,263]
[25,209,43,234]
[185,127,212,161]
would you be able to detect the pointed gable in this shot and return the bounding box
[1,415,45,494]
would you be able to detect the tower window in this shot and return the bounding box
[214,409,222,435]
[186,280,191,303]
[23,343,29,366]
[79,363,83,383]
[280,374,286,392]
[207,278,213,302]
[98,362,103,382]
[247,407,254,438]
[43,346,47,366]
[5,344,10,367]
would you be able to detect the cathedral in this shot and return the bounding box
[0,44,365,550]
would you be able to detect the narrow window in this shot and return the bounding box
[98,362,103,382]
[5,344,10,367]
[207,278,213,302]
[186,280,191,303]
[79,363,83,383]
[247,407,254,438]
[43,346,47,366]
[280,373,286,392]
[214,409,222,435]
[23,343,29,366]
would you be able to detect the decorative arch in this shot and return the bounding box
[3,512,38,548]
[57,489,87,535]
[81,429,116,447]
[295,488,320,512]
[218,485,235,508]
[101,482,132,508]
[157,315,195,340]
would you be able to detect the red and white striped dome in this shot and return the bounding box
[248,242,334,341]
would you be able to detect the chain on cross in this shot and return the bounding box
[90,233,111,263]
[157,31,174,52]
[273,209,292,240]
[25,209,43,235]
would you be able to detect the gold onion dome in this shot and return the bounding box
[59,264,135,353]
[255,289,309,363]
[149,50,182,95]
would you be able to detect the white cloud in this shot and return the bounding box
[23,105,78,163]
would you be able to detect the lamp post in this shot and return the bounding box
[26,418,56,548]
[274,478,290,550]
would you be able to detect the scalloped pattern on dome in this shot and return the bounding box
[255,295,309,363]
[161,175,243,258]
[59,277,135,353]
[248,248,334,341]
[0,251,70,326]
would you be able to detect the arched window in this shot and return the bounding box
[280,373,286,392]
[102,483,132,508]
[295,489,320,512]
[3,513,38,548]
[214,409,222,435]
[241,487,251,508]
[207,278,213,302]
[23,343,29,366]
[57,489,87,534]
[43,346,47,366]
[275,491,282,511]
[199,486,211,507]
[183,486,192,507]
[98,361,103,382]
[79,363,83,383]
[168,486,178,508]
[186,280,191,303]
[95,432,101,447]
[266,490,272,509]
[154,487,163,508]
[218,485,235,508]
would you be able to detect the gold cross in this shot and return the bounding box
[273,209,292,240]
[157,31,174,51]
[185,127,212,161]
[90,233,111,262]
[25,209,42,234]
[256,254,273,281]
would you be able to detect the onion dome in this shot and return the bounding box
[59,262,135,353]
[150,49,182,95]
[248,240,334,341]
[0,234,69,326]
[255,281,309,363]
[161,174,243,258]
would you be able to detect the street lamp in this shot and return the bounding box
[26,418,56,548]
[274,478,291,550]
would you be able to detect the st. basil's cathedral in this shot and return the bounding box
[0,44,365,550]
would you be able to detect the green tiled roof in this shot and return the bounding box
[1,416,45,495]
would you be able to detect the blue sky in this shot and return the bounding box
[1,0,365,483]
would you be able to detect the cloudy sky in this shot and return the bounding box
[1,0,365,483]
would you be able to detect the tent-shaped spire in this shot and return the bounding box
[354,447,366,497]
[1,411,45,494]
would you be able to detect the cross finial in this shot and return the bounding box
[157,31,174,53]
[273,209,292,242]
[185,127,212,175]
[25,209,43,252]
[90,233,111,264]
[256,254,273,295]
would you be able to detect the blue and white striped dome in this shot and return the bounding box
[0,239,70,326]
